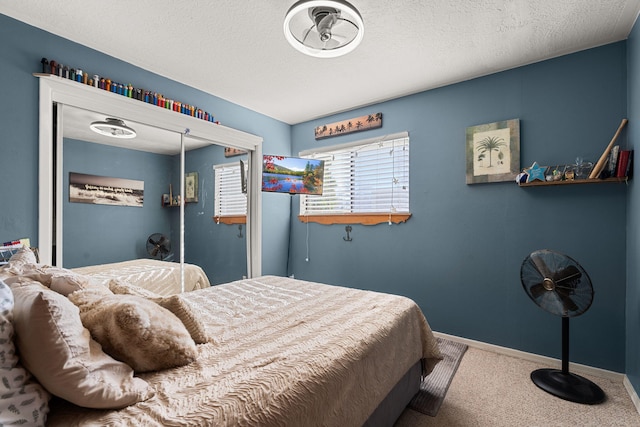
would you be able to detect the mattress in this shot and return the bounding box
[72,258,211,295]
[47,275,442,426]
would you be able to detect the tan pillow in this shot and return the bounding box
[152,295,210,344]
[10,281,151,409]
[110,280,210,344]
[10,265,94,296]
[69,291,198,373]
[108,279,161,298]
[5,247,37,275]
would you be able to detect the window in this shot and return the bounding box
[213,162,247,224]
[299,131,411,225]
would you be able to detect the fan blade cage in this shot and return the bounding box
[284,0,364,57]
[520,249,594,317]
[298,17,360,50]
[146,233,171,259]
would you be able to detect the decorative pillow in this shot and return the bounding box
[4,247,38,275]
[152,295,210,344]
[109,279,161,298]
[10,281,150,409]
[109,280,210,344]
[7,265,95,296]
[68,291,198,373]
[0,280,50,426]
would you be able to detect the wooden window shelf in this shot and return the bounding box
[518,177,629,187]
[298,213,412,225]
[213,216,246,225]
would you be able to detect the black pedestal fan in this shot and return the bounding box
[146,233,171,260]
[520,249,605,404]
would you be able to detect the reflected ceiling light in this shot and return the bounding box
[283,0,364,58]
[89,118,137,139]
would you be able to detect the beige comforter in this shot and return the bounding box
[72,259,211,295]
[47,275,441,426]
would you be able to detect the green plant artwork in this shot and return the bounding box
[466,119,520,184]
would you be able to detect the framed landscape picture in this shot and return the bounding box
[185,172,198,203]
[466,119,520,184]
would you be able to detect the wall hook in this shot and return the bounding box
[343,225,353,242]
[237,224,243,238]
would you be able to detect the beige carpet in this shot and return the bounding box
[395,346,640,427]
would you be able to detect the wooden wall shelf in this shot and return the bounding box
[518,177,629,187]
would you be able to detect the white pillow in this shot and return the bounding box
[0,280,50,426]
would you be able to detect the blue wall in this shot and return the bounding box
[627,19,640,394]
[0,14,291,277]
[63,138,173,267]
[182,145,250,285]
[0,13,636,377]
[289,43,629,372]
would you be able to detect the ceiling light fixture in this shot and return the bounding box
[283,0,364,58]
[89,118,137,139]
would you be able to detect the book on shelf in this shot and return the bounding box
[625,150,634,178]
[607,145,620,178]
[616,150,632,178]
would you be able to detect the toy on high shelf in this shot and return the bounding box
[38,58,220,125]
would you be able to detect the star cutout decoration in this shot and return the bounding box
[525,162,548,183]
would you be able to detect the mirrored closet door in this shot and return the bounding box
[37,74,263,286]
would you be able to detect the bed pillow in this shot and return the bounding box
[0,280,50,426]
[4,247,38,275]
[68,290,198,373]
[7,265,94,296]
[109,280,210,344]
[152,295,210,344]
[108,279,161,298]
[10,281,151,409]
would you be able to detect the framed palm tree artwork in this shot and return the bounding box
[466,118,520,184]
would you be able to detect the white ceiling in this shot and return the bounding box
[62,105,211,155]
[2,1,639,125]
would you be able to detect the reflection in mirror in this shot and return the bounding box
[38,75,262,292]
[183,139,249,284]
[60,105,247,285]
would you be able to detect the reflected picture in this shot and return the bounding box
[69,172,144,207]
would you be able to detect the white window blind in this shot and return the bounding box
[300,133,410,215]
[214,162,247,218]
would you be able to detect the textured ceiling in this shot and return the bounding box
[2,1,639,125]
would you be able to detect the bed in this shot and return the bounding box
[72,258,211,295]
[1,248,441,427]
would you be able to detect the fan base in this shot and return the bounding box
[531,368,605,404]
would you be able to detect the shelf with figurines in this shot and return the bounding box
[162,184,185,207]
[518,118,632,187]
[517,159,632,187]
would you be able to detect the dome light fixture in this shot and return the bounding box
[283,0,364,58]
[89,118,137,139]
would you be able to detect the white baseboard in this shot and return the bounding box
[624,376,640,415]
[433,331,624,382]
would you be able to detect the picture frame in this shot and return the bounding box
[224,147,247,157]
[185,172,198,203]
[466,119,520,184]
[69,172,144,207]
[314,112,382,140]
